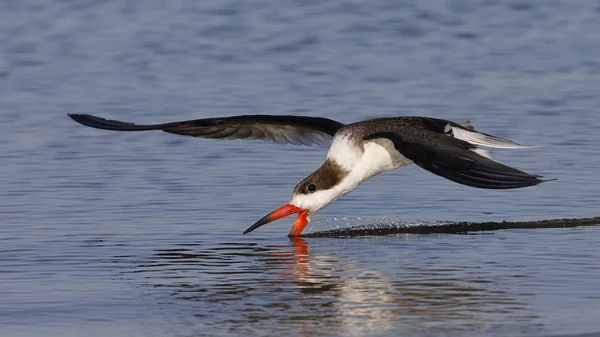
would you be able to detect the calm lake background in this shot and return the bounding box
[2,1,600,336]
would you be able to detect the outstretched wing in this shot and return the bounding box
[69,114,345,148]
[363,117,545,189]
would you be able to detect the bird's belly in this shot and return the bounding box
[323,137,413,196]
[326,136,412,194]
[360,138,412,177]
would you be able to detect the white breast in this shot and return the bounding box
[327,136,413,194]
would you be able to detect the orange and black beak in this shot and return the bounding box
[243,204,310,237]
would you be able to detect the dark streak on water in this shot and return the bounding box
[306,217,600,237]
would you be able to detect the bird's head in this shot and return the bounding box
[243,159,350,236]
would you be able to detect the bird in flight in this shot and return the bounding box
[69,113,547,236]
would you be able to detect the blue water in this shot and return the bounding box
[2,1,600,336]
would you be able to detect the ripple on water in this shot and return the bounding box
[116,235,551,336]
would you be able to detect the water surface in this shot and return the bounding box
[2,1,600,336]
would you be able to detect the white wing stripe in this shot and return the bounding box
[470,147,493,159]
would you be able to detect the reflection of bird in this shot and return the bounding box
[69,114,547,236]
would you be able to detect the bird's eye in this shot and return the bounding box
[307,184,316,193]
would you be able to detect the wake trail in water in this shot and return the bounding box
[303,216,600,237]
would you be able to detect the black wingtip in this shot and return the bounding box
[530,176,557,186]
[68,113,101,128]
[416,160,550,190]
[68,113,114,129]
[68,113,161,131]
[67,113,84,123]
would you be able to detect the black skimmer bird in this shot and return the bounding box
[69,114,547,236]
